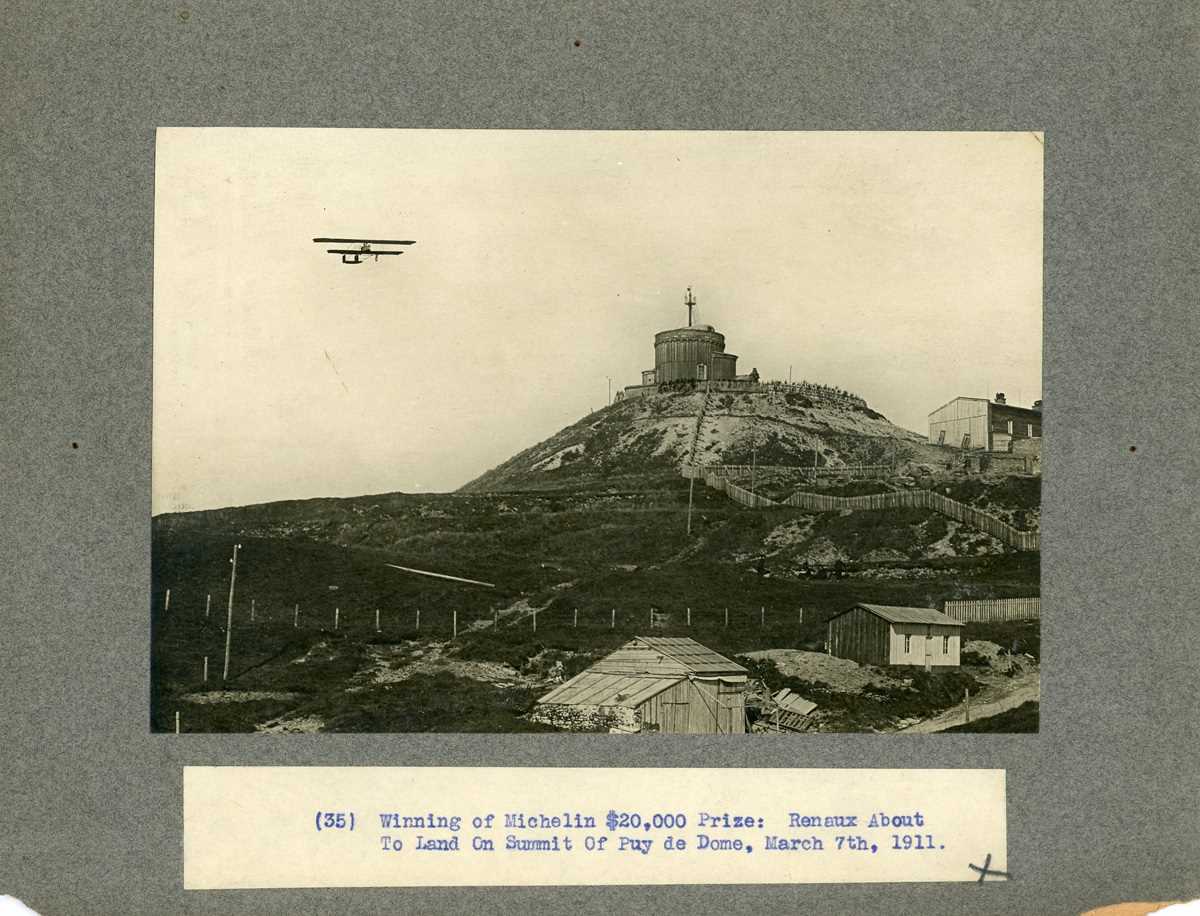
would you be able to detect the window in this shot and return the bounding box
[904,635,911,653]
[697,363,707,381]
[943,635,949,653]
[1027,423,1033,437]
[1006,419,1014,434]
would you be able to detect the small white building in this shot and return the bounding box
[827,603,964,670]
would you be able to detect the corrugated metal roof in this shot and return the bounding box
[848,603,965,627]
[536,637,745,709]
[628,636,747,674]
[537,671,681,708]
[590,644,690,677]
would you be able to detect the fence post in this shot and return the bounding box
[611,608,615,629]
[165,588,170,612]
[761,606,765,627]
[203,656,208,683]
[965,689,971,724]
[250,598,255,622]
[416,608,420,631]
[205,594,210,618]
[687,606,691,626]
[175,711,180,734]
[724,607,729,627]
[573,608,578,628]
[334,607,339,630]
[453,610,458,637]
[375,608,380,632]
[294,603,299,628]
[533,610,537,633]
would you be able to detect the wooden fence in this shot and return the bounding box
[710,476,779,509]
[943,597,1041,622]
[707,463,896,480]
[687,466,1040,552]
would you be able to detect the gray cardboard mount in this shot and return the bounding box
[2,2,1198,914]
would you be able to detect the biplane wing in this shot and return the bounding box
[313,237,416,264]
[312,238,416,245]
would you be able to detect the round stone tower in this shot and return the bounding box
[652,288,738,383]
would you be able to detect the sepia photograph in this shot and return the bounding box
[151,128,1042,735]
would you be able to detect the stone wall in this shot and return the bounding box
[529,703,641,733]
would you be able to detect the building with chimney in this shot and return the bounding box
[927,393,1042,451]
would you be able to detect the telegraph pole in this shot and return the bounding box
[222,543,241,681]
[751,438,757,498]
[686,473,696,536]
[606,376,612,406]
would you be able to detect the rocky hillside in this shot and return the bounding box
[460,385,952,493]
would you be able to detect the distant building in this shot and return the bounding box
[532,636,747,734]
[928,393,1042,451]
[827,603,964,669]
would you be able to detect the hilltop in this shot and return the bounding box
[460,384,951,494]
[151,381,1039,735]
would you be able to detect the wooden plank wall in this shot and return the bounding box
[828,606,889,667]
[638,680,692,734]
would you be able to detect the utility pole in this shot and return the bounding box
[686,473,695,536]
[222,543,240,681]
[751,437,757,499]
[606,376,612,406]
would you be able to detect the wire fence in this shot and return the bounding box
[156,595,814,638]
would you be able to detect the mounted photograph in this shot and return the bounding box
[152,128,1042,735]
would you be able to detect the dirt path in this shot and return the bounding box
[898,669,1040,733]
[354,641,530,688]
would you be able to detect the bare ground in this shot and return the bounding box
[181,690,303,704]
[742,649,906,692]
[355,641,531,688]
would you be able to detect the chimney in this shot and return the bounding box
[994,392,1006,405]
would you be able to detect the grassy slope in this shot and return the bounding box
[941,700,1039,733]
[458,387,950,495]
[152,477,1039,733]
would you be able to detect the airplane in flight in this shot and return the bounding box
[313,237,416,264]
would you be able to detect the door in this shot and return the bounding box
[924,625,933,671]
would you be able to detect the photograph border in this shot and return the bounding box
[3,2,1197,913]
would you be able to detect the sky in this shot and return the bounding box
[153,129,1042,514]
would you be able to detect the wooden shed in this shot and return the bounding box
[827,603,965,669]
[532,636,748,734]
